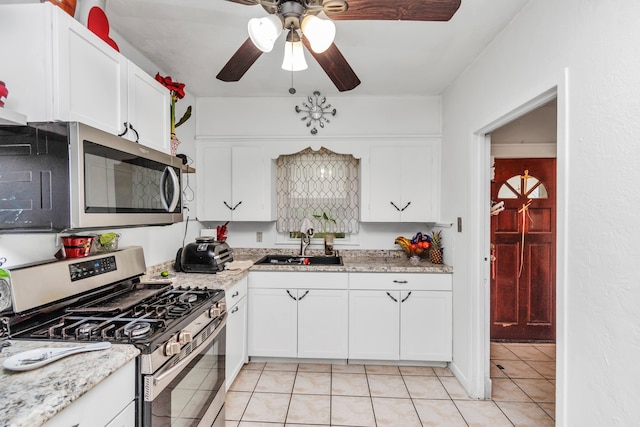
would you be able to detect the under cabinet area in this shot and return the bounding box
[0,3,169,153]
[248,272,349,359]
[197,145,275,222]
[225,276,248,390]
[361,143,441,222]
[348,273,452,362]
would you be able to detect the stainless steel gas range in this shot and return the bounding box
[0,246,226,427]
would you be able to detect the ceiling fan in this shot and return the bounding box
[216,0,462,92]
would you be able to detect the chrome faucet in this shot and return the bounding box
[299,218,315,256]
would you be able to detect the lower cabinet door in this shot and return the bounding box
[105,401,136,427]
[226,295,247,390]
[248,288,297,358]
[400,290,453,361]
[348,290,400,360]
[297,289,348,359]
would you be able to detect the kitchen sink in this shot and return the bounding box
[254,254,343,266]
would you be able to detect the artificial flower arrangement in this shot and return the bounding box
[154,73,192,138]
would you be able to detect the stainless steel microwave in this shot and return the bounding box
[0,122,183,232]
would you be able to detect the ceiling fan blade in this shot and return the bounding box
[216,38,263,82]
[225,0,260,5]
[327,0,461,21]
[302,37,361,92]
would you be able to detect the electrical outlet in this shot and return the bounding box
[256,231,263,242]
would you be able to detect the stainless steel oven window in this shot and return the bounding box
[142,317,226,427]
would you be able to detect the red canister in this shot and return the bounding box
[61,235,94,258]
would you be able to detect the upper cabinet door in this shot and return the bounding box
[126,62,170,151]
[55,13,126,136]
[364,142,440,222]
[196,144,275,222]
[198,146,233,221]
[231,147,275,221]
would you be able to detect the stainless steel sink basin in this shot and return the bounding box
[254,255,343,266]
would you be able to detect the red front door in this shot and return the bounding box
[490,158,556,341]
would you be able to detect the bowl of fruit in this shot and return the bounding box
[395,232,432,259]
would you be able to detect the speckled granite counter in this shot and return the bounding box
[144,249,452,287]
[0,341,139,427]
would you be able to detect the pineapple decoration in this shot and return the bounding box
[429,230,444,264]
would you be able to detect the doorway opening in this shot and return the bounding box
[486,98,558,419]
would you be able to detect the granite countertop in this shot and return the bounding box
[0,341,139,427]
[143,249,452,290]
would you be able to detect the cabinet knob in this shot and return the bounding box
[231,306,239,314]
[392,280,408,284]
[386,292,398,302]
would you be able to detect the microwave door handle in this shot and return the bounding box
[160,167,180,212]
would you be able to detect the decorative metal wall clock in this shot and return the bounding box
[295,91,336,134]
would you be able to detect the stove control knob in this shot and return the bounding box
[209,306,221,318]
[164,341,181,356]
[178,330,193,345]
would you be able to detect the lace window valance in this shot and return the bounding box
[276,147,360,233]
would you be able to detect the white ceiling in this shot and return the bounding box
[104,0,529,98]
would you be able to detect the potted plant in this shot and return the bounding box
[313,211,337,255]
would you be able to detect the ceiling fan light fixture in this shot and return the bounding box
[248,14,283,53]
[301,15,336,53]
[281,30,308,71]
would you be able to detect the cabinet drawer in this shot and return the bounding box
[226,276,248,307]
[349,273,451,291]
[249,271,348,289]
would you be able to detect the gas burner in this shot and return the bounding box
[167,303,192,318]
[124,322,151,338]
[179,293,198,304]
[76,322,99,338]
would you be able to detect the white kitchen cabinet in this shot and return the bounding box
[197,145,275,221]
[248,287,298,358]
[226,276,248,390]
[43,359,135,427]
[248,272,348,359]
[124,62,170,151]
[362,143,441,222]
[297,288,348,359]
[349,273,452,362]
[349,290,400,360]
[0,3,169,152]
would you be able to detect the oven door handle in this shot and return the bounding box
[145,314,226,401]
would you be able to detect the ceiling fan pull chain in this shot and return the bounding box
[288,25,296,94]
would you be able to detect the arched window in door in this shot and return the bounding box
[497,169,549,199]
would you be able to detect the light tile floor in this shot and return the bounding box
[225,342,555,426]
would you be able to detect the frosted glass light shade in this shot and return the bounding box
[281,39,308,71]
[301,15,336,53]
[248,15,283,52]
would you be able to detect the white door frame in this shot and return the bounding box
[470,69,569,425]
